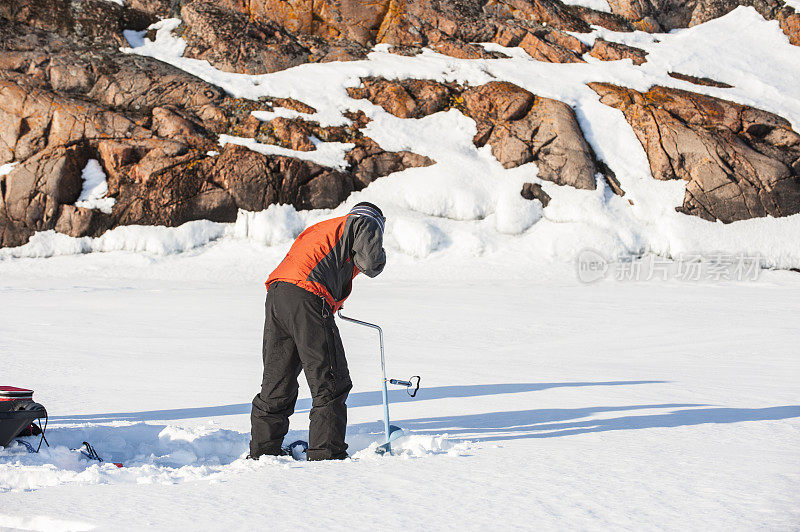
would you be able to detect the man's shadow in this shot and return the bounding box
[357,404,800,442]
[50,380,667,423]
[49,380,800,444]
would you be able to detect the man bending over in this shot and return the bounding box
[249,202,386,461]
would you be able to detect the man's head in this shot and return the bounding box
[349,202,385,232]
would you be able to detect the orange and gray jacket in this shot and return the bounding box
[265,203,386,312]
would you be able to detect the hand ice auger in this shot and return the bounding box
[337,310,420,455]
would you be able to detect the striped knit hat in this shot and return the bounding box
[349,202,385,232]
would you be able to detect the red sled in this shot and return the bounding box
[0,386,48,448]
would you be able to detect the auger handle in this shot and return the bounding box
[408,375,421,397]
[390,376,421,397]
[337,310,391,445]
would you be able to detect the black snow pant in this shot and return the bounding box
[250,281,353,460]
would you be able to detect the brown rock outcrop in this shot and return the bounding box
[206,144,352,211]
[260,117,318,152]
[0,0,152,48]
[462,81,536,123]
[346,138,435,188]
[0,13,434,248]
[483,0,591,31]
[777,7,800,46]
[521,182,552,207]
[566,5,634,31]
[181,2,311,75]
[428,40,506,59]
[350,78,601,189]
[3,0,800,250]
[170,0,634,69]
[591,83,800,222]
[347,79,453,119]
[181,1,367,75]
[242,110,436,183]
[54,204,113,239]
[0,17,226,125]
[667,72,733,88]
[238,0,628,51]
[515,27,589,63]
[0,75,149,166]
[0,144,89,247]
[244,0,392,45]
[375,0,634,52]
[589,38,648,65]
[374,0,598,62]
[468,84,598,189]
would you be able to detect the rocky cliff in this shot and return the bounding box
[0,0,799,249]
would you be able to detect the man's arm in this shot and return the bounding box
[351,216,386,277]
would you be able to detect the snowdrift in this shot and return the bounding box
[0,421,468,493]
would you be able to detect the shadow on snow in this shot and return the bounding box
[50,381,666,423]
[47,381,800,444]
[388,405,800,442]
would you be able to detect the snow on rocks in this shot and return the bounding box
[560,0,612,13]
[387,217,449,258]
[0,162,17,176]
[115,8,800,268]
[218,135,355,171]
[233,204,307,246]
[0,221,227,259]
[75,159,115,215]
[495,190,544,235]
[251,107,316,123]
[590,82,800,223]
[81,221,227,255]
[0,7,798,268]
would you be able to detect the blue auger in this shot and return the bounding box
[337,311,421,455]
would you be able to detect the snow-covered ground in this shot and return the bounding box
[1,247,799,530]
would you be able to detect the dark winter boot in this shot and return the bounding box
[246,447,290,460]
[307,452,349,461]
